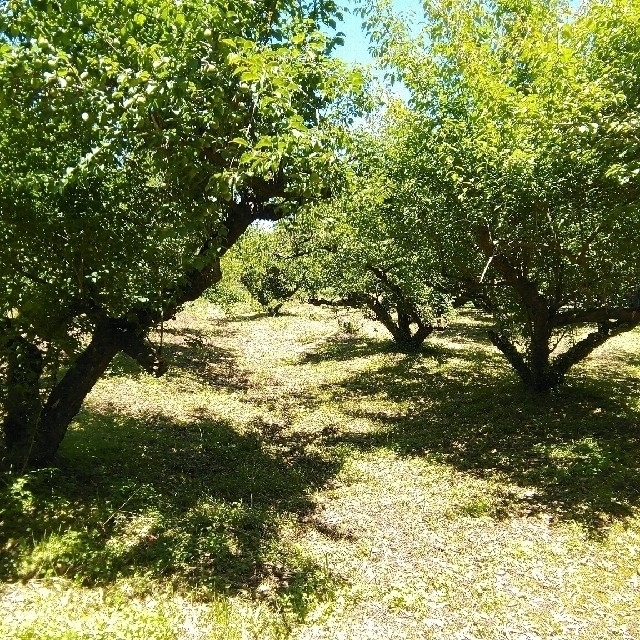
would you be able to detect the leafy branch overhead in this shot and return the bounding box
[0,0,366,470]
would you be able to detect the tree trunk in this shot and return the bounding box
[551,320,637,382]
[2,336,45,472]
[488,316,558,393]
[309,287,435,354]
[1,261,217,470]
[1,319,157,469]
[472,224,640,391]
[391,307,433,353]
[487,329,532,387]
[366,266,435,352]
[487,314,638,393]
[527,314,556,393]
[26,321,123,467]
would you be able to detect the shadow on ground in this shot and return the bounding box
[324,340,640,534]
[2,304,638,620]
[218,311,298,324]
[290,309,640,534]
[299,308,498,365]
[0,407,343,614]
[107,325,250,391]
[300,335,400,364]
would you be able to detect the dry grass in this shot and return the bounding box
[1,300,640,639]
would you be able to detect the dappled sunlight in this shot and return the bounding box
[296,445,640,639]
[2,304,640,639]
[333,342,640,532]
[0,405,344,629]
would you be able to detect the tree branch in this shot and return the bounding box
[120,333,168,377]
[487,330,531,386]
[474,225,548,316]
[553,307,640,327]
[551,320,636,379]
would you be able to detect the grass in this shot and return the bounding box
[1,300,640,639]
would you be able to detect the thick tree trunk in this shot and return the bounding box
[366,266,436,352]
[552,321,637,381]
[3,336,45,472]
[472,224,640,391]
[527,314,557,393]
[488,318,559,393]
[1,255,214,470]
[488,316,639,393]
[26,322,123,467]
[309,293,435,353]
[389,307,433,353]
[1,319,165,469]
[487,329,532,387]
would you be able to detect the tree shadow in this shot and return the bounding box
[300,335,401,364]
[107,325,250,392]
[444,308,495,337]
[597,348,640,372]
[328,346,640,535]
[217,310,298,324]
[300,307,497,365]
[0,406,344,611]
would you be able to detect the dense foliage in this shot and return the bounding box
[297,123,450,352]
[0,0,362,469]
[365,0,640,389]
[209,225,304,316]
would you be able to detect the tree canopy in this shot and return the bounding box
[363,0,640,389]
[0,0,363,469]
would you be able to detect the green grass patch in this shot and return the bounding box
[2,301,640,638]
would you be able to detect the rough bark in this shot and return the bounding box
[527,312,555,392]
[488,322,561,393]
[367,266,437,352]
[487,330,532,387]
[552,321,637,380]
[28,322,123,466]
[474,226,552,316]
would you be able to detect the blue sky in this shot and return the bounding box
[331,0,425,66]
[326,1,424,104]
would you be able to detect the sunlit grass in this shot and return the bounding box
[2,300,640,638]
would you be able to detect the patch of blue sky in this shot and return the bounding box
[327,0,424,109]
[331,0,424,66]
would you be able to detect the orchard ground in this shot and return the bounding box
[1,301,639,639]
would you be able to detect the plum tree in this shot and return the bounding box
[365,0,640,390]
[0,0,362,469]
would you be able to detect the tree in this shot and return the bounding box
[206,222,310,315]
[300,124,450,353]
[237,226,304,316]
[0,0,362,470]
[366,0,640,390]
